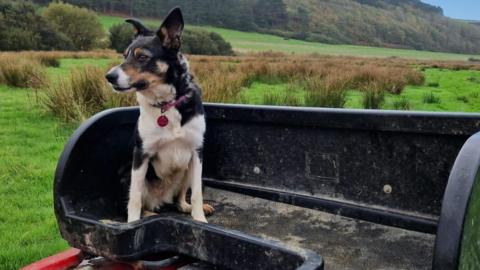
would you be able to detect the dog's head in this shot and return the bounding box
[106,8,184,94]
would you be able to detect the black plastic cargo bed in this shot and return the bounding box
[54,104,480,269]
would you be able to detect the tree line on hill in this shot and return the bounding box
[31,0,480,54]
[0,0,100,50]
[0,0,233,55]
[109,23,233,55]
[354,0,443,14]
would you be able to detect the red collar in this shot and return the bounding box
[151,94,191,128]
[153,95,189,113]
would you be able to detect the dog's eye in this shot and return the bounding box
[137,55,149,62]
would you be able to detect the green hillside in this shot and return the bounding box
[100,15,480,61]
[41,0,480,55]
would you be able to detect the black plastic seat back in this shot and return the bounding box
[55,108,138,221]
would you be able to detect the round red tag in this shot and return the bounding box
[157,115,169,127]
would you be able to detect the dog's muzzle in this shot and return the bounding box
[106,66,133,91]
[105,72,118,84]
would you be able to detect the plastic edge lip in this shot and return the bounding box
[204,102,480,118]
[433,132,480,269]
[61,208,324,269]
[203,104,480,136]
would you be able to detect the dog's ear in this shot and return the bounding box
[125,19,154,37]
[157,7,184,50]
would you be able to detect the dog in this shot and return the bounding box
[105,7,213,223]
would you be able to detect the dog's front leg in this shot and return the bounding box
[127,148,148,223]
[188,152,207,223]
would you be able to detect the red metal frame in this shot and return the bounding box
[21,248,82,270]
[21,248,191,270]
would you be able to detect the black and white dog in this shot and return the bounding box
[105,8,213,223]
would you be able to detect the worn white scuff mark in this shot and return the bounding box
[133,226,145,250]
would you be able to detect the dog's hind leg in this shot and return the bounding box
[177,183,214,216]
[127,148,149,223]
[176,179,192,213]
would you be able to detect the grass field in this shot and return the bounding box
[0,84,72,268]
[100,15,480,61]
[0,58,116,269]
[242,68,480,112]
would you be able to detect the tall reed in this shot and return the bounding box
[0,56,47,88]
[41,65,135,122]
[304,75,347,108]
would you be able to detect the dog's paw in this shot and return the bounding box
[193,215,208,223]
[127,217,140,223]
[177,202,192,213]
[142,210,158,218]
[203,203,215,216]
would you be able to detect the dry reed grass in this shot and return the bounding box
[304,75,348,108]
[41,65,135,122]
[0,50,119,89]
[189,53,434,105]
[362,82,386,109]
[262,91,302,107]
[393,96,411,110]
[0,50,118,61]
[5,50,478,121]
[0,55,47,88]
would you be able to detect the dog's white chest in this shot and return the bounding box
[139,108,205,155]
[140,109,182,149]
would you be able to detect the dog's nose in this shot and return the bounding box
[105,72,118,84]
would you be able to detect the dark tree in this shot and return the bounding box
[253,0,288,29]
[0,0,74,50]
[109,23,134,53]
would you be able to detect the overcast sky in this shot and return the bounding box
[421,0,480,21]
